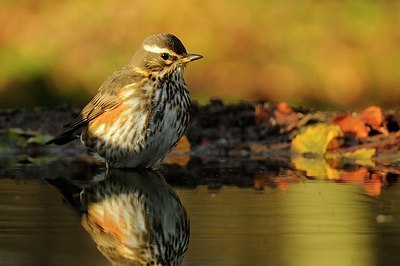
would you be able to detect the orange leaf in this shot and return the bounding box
[274,102,299,132]
[255,103,269,124]
[359,106,383,128]
[164,135,191,166]
[276,102,293,114]
[171,135,191,152]
[359,106,388,135]
[331,114,368,139]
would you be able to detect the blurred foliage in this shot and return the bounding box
[1,0,400,108]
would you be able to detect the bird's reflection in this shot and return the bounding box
[48,169,189,266]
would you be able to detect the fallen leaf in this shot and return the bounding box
[276,102,293,114]
[291,123,343,155]
[255,103,269,124]
[359,106,388,135]
[331,114,368,139]
[7,128,53,145]
[274,102,300,132]
[326,137,343,151]
[172,135,191,152]
[164,135,191,166]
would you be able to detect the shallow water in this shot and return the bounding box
[1,160,400,266]
[181,183,400,266]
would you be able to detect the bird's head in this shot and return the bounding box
[130,33,203,76]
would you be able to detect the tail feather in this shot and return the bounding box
[45,134,77,145]
[45,128,79,145]
[46,114,88,145]
[46,178,87,212]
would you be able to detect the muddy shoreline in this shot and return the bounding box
[1,100,400,190]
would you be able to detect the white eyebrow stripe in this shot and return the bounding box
[143,44,178,56]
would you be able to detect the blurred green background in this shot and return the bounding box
[1,0,400,109]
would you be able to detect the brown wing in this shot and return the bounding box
[46,67,144,145]
[64,91,121,130]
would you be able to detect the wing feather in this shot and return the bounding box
[46,67,145,145]
[65,67,143,130]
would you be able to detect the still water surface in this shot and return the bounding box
[1,162,400,266]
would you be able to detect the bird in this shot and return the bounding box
[46,33,202,168]
[47,168,190,266]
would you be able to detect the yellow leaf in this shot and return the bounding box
[291,123,343,155]
[292,155,339,179]
[342,148,376,167]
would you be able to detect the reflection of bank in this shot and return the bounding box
[48,169,189,265]
[292,155,385,197]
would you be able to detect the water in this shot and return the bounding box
[182,184,400,266]
[1,159,400,266]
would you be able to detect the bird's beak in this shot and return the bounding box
[181,53,203,63]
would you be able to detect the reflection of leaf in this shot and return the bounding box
[338,167,368,184]
[292,155,339,179]
[291,123,342,155]
[343,148,376,167]
[337,167,382,197]
[364,172,384,197]
[293,148,376,179]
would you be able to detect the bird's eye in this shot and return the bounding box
[161,53,170,60]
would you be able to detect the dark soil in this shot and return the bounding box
[0,100,295,184]
[1,100,400,186]
[0,100,294,157]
